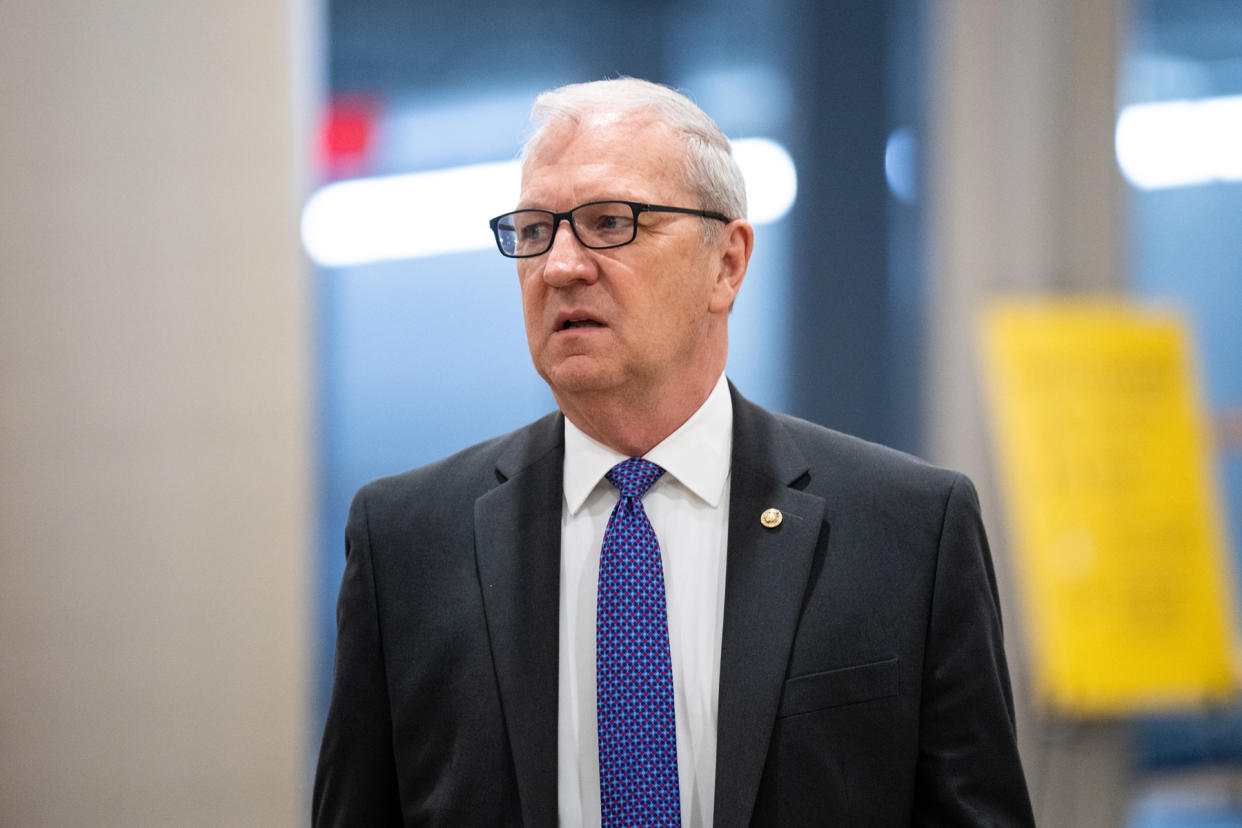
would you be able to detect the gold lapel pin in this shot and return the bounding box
[760,508,783,528]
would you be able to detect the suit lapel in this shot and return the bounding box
[714,387,827,828]
[474,412,564,826]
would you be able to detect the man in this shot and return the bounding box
[314,78,1034,827]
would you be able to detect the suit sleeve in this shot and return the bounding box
[312,488,404,827]
[913,474,1035,826]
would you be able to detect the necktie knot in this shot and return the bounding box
[606,457,665,499]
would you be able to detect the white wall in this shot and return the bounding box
[0,2,314,825]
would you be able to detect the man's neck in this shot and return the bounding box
[555,371,724,457]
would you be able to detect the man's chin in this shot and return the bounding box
[540,357,623,398]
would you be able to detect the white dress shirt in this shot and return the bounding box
[557,373,733,828]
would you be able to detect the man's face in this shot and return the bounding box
[516,114,729,409]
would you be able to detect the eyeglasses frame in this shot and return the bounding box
[488,200,732,258]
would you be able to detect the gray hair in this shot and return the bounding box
[521,78,748,234]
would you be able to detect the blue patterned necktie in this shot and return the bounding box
[596,457,681,826]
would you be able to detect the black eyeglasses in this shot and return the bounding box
[488,200,731,258]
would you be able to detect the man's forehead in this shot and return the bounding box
[527,111,670,159]
[519,114,683,199]
[581,109,627,130]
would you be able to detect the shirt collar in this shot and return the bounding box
[563,373,733,515]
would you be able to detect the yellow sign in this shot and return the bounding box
[981,302,1237,715]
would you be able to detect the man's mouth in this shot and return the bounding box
[561,318,605,330]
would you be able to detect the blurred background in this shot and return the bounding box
[2,0,1240,825]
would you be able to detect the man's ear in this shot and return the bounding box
[708,219,754,314]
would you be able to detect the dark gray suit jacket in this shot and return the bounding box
[314,385,1035,826]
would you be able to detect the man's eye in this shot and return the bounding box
[592,214,629,231]
[519,221,551,240]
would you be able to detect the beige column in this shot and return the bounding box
[924,1,1128,825]
[0,2,314,826]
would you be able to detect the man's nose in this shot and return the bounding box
[541,219,596,286]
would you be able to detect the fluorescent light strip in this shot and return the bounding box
[1115,95,1242,190]
[301,138,797,267]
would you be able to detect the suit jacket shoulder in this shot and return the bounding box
[352,409,563,529]
[737,387,961,495]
